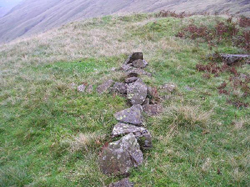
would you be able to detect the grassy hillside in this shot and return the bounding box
[0,0,249,43]
[0,13,249,186]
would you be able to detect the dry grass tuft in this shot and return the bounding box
[69,132,105,153]
[165,105,212,129]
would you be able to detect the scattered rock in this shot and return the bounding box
[112,123,152,149]
[97,80,114,94]
[127,80,147,105]
[112,82,127,94]
[220,54,250,65]
[77,84,86,92]
[124,52,143,65]
[125,77,139,83]
[161,83,176,93]
[114,105,143,125]
[132,59,148,68]
[126,68,152,77]
[99,133,143,175]
[86,85,93,93]
[109,178,133,187]
[185,86,193,91]
[143,104,163,116]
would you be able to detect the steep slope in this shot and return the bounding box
[0,0,249,43]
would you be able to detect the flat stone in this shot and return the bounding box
[143,104,163,116]
[114,105,143,125]
[132,59,148,68]
[220,54,250,65]
[125,77,139,83]
[127,80,147,105]
[99,133,143,175]
[97,80,114,94]
[112,123,152,149]
[126,68,152,77]
[86,85,93,93]
[124,52,143,65]
[77,84,86,92]
[112,82,127,94]
[109,178,133,187]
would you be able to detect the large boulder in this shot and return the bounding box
[127,80,147,105]
[97,80,114,94]
[124,52,143,65]
[112,123,152,149]
[114,105,143,125]
[132,59,148,68]
[99,133,143,175]
[109,178,133,187]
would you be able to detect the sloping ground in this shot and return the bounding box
[0,14,249,186]
[0,0,249,43]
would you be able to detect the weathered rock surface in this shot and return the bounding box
[97,80,114,94]
[127,80,147,105]
[125,77,139,84]
[132,59,148,68]
[109,178,134,187]
[126,68,152,77]
[121,64,133,71]
[220,54,250,65]
[99,133,143,175]
[112,123,152,149]
[77,84,86,92]
[161,83,176,93]
[124,52,143,65]
[112,82,127,94]
[114,105,143,125]
[143,104,163,116]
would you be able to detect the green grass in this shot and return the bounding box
[0,14,249,186]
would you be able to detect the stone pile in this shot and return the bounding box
[97,52,162,186]
[77,52,168,186]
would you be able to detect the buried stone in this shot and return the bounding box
[127,80,147,105]
[99,133,143,175]
[114,105,143,125]
[112,123,152,149]
[77,84,86,92]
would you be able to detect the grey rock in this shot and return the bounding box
[220,54,250,65]
[99,133,143,175]
[97,80,114,94]
[112,82,127,94]
[86,85,93,93]
[112,123,152,149]
[114,105,143,125]
[125,77,139,84]
[161,83,176,93]
[143,104,163,116]
[109,178,133,187]
[126,68,152,77]
[127,80,147,105]
[121,64,133,71]
[77,84,86,92]
[124,52,143,65]
[132,59,148,68]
